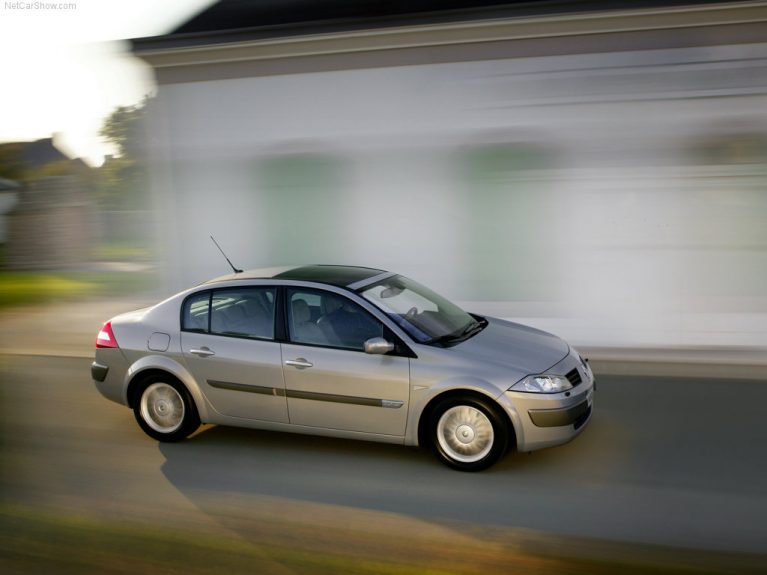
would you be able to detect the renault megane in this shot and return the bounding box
[92,265,594,471]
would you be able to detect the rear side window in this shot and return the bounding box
[182,288,276,340]
[182,291,211,332]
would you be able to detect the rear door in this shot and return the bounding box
[180,287,288,423]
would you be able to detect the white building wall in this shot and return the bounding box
[148,42,767,348]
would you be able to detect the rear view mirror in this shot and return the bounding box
[364,337,394,355]
[380,286,403,298]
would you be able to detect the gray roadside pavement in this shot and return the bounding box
[1,298,765,380]
[0,299,155,359]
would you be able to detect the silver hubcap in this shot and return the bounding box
[437,405,494,463]
[140,383,184,433]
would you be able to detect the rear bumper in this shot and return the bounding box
[92,348,130,406]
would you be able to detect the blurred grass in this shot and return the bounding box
[0,505,453,575]
[0,504,763,575]
[0,271,156,308]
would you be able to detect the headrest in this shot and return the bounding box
[321,295,343,315]
[292,299,311,323]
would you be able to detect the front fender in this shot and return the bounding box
[124,355,211,422]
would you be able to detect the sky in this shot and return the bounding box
[0,0,215,166]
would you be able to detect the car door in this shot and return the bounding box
[281,287,410,436]
[180,287,288,423]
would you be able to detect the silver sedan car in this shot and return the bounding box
[92,265,594,471]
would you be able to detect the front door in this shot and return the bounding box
[281,288,410,436]
[180,287,288,423]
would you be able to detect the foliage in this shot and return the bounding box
[36,159,82,178]
[0,143,27,180]
[0,142,89,182]
[97,96,151,210]
[99,99,148,160]
[0,272,95,307]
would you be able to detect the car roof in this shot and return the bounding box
[204,264,391,289]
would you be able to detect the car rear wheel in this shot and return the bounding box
[134,376,200,442]
[430,396,508,471]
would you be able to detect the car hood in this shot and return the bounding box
[448,316,569,375]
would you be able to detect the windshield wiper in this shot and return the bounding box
[460,319,485,338]
[430,318,486,346]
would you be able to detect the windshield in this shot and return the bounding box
[359,275,480,344]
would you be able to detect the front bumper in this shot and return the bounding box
[501,351,595,452]
[528,388,593,428]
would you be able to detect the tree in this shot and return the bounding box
[0,143,27,180]
[100,99,148,161]
[97,96,150,210]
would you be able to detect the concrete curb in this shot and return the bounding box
[583,346,767,380]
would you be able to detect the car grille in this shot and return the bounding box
[566,368,582,387]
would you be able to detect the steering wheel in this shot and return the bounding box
[405,306,418,319]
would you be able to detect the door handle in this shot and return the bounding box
[190,347,215,357]
[285,358,313,369]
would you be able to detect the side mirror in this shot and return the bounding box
[364,337,394,355]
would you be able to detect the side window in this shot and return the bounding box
[210,288,276,340]
[182,287,276,340]
[182,291,211,332]
[287,288,383,350]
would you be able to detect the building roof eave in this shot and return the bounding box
[130,1,767,69]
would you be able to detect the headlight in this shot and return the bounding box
[512,375,573,393]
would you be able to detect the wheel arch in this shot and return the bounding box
[124,356,210,421]
[416,387,516,451]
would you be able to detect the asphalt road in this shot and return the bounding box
[2,355,767,573]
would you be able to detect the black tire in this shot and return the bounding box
[429,395,509,471]
[133,375,200,442]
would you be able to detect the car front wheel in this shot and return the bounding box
[430,396,509,471]
[134,376,200,442]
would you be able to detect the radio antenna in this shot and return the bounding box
[210,235,242,274]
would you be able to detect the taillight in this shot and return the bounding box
[96,321,119,348]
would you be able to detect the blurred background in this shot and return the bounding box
[2,0,766,352]
[2,3,767,574]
